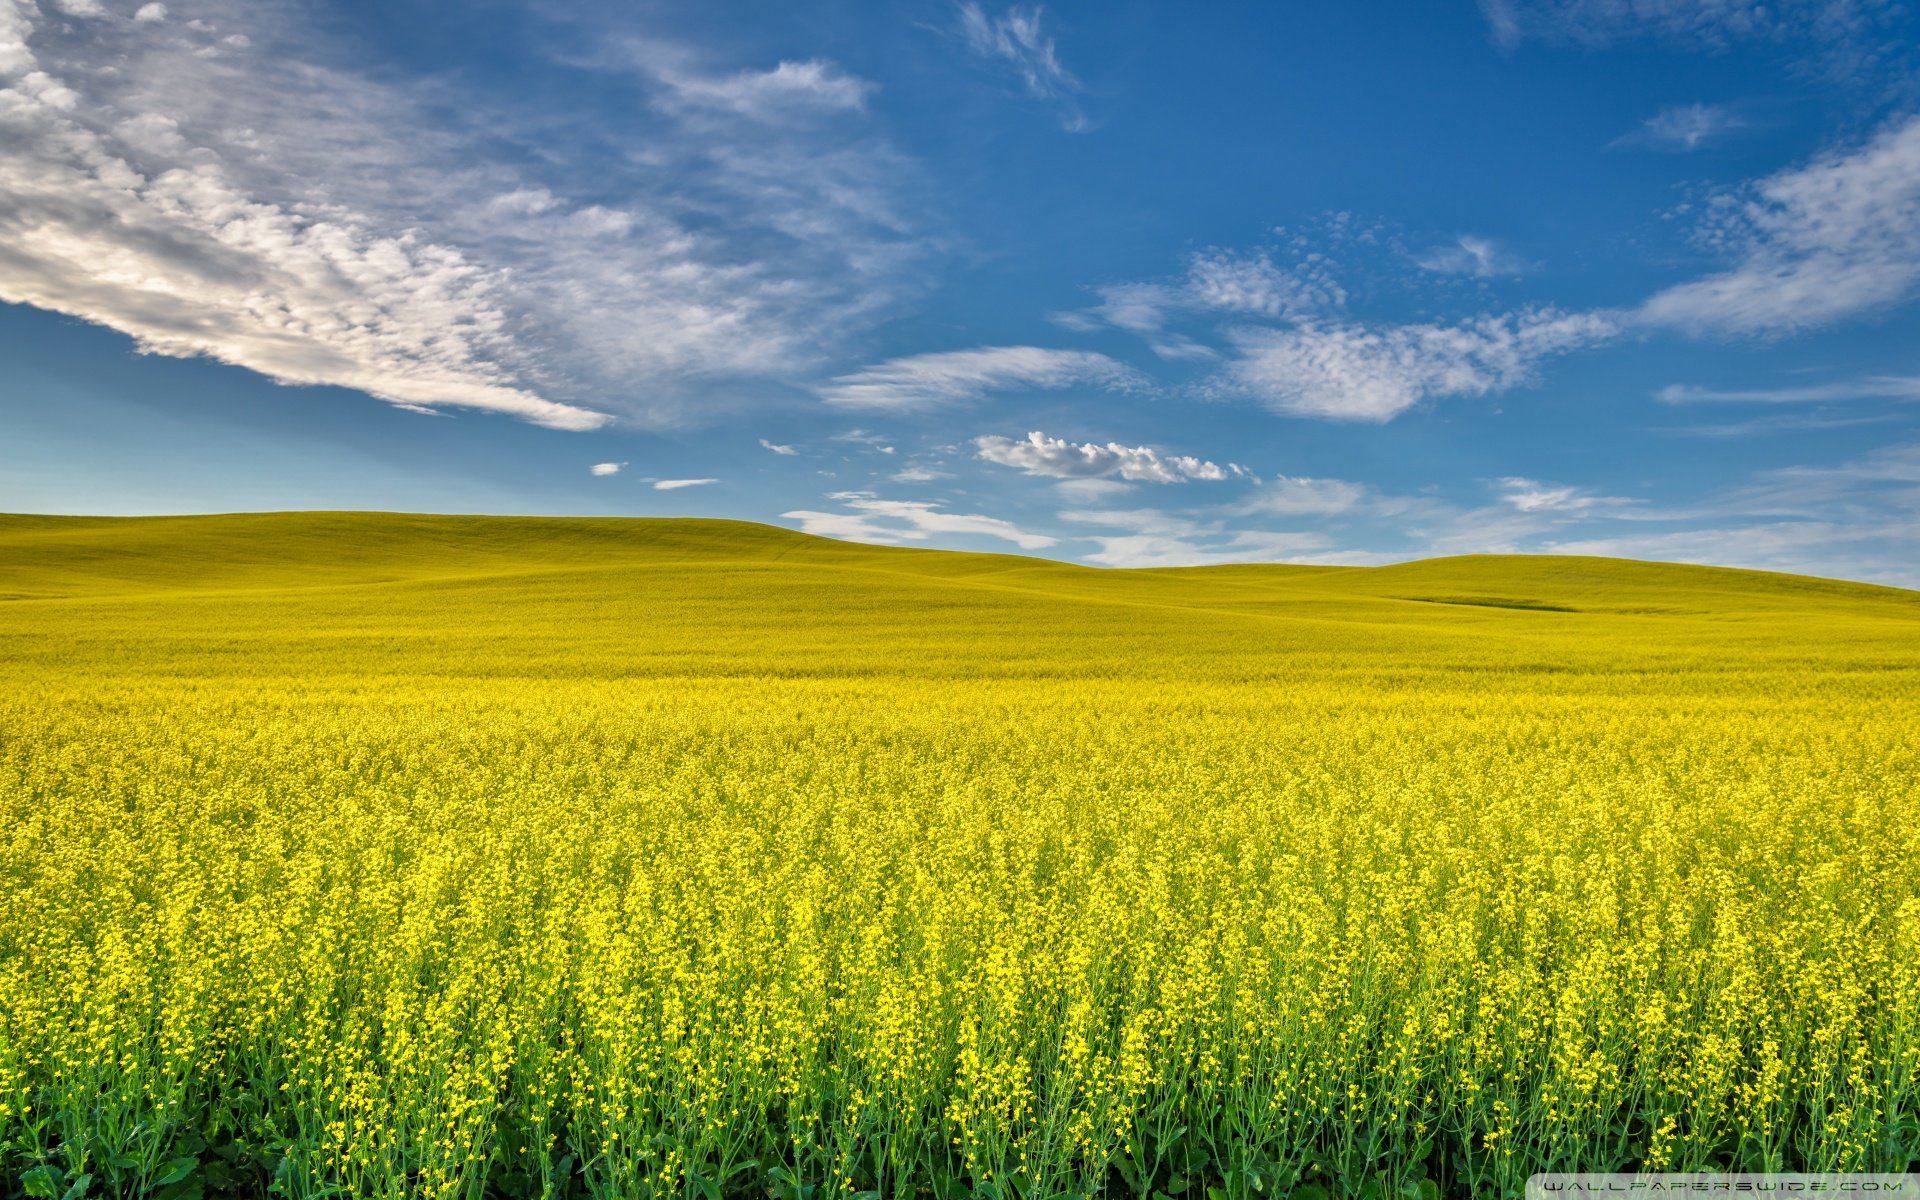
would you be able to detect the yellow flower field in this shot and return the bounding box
[2,513,1917,1199]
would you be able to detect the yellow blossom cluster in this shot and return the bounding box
[1,514,1916,1198]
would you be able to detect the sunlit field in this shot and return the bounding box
[3,513,1918,1200]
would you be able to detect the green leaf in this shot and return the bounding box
[1287,1187,1329,1200]
[155,1157,200,1186]
[60,1173,94,1200]
[20,1166,64,1199]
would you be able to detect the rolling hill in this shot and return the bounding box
[3,512,1918,1196]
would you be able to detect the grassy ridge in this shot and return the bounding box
[2,513,1918,1199]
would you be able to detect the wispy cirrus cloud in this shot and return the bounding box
[1219,309,1620,422]
[1088,114,1920,426]
[1057,248,1345,359]
[1638,115,1920,335]
[653,478,717,490]
[1615,103,1747,152]
[1497,476,1640,514]
[0,0,925,430]
[956,3,1086,130]
[785,491,1057,549]
[975,431,1240,483]
[1657,376,1920,403]
[1478,0,1905,55]
[818,346,1145,410]
[647,57,873,119]
[1059,508,1334,568]
[1228,476,1372,516]
[1415,235,1535,278]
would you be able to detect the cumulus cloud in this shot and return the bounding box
[1221,309,1619,422]
[590,462,626,476]
[1638,115,1920,334]
[1615,103,1746,152]
[786,491,1057,549]
[957,3,1086,130]
[759,438,799,454]
[818,346,1145,410]
[974,430,1237,483]
[0,0,922,429]
[653,477,717,490]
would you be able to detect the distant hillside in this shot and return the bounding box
[3,512,1916,684]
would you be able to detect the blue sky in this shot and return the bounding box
[3,0,1919,584]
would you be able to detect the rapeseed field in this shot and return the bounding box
[2,512,1918,1199]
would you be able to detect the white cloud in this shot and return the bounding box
[1639,115,1920,334]
[1058,507,1336,567]
[1479,0,1904,51]
[759,437,799,454]
[1222,309,1618,422]
[1497,476,1638,513]
[1539,520,1920,588]
[1658,411,1895,437]
[653,477,717,490]
[833,428,896,453]
[133,3,168,22]
[1415,235,1533,278]
[1229,475,1370,516]
[1080,530,1331,568]
[0,0,923,430]
[782,508,921,545]
[890,465,950,483]
[1720,440,1920,515]
[1186,250,1341,318]
[1053,477,1135,499]
[655,58,871,119]
[975,430,1233,483]
[1057,508,1219,537]
[0,16,610,430]
[818,346,1145,410]
[590,461,626,476]
[1616,103,1745,152]
[957,3,1085,130]
[789,491,1057,549]
[1064,250,1342,357]
[1657,376,1920,403]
